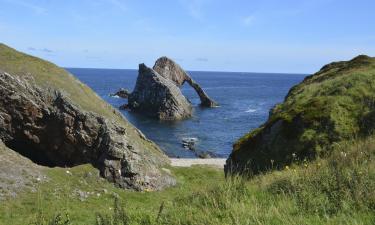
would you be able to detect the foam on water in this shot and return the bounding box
[245,108,257,113]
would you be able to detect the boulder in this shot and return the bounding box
[153,57,218,107]
[225,55,375,176]
[196,151,218,159]
[182,137,198,151]
[110,88,130,98]
[0,44,175,191]
[128,64,193,120]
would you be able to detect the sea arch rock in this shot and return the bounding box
[153,57,218,107]
[128,64,193,120]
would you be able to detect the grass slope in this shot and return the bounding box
[1,46,373,224]
[0,43,166,169]
[230,55,375,173]
[0,135,374,225]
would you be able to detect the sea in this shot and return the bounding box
[67,68,306,158]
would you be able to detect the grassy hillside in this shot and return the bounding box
[0,135,373,224]
[0,44,112,119]
[1,46,373,224]
[228,55,375,174]
[0,43,166,166]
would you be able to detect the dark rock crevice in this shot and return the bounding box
[3,138,57,167]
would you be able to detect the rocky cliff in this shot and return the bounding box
[0,44,175,191]
[226,55,375,175]
[153,57,218,107]
[128,64,192,120]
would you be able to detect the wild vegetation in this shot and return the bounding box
[0,43,163,155]
[1,135,374,224]
[0,44,374,224]
[227,55,375,174]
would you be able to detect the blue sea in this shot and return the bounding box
[67,68,306,158]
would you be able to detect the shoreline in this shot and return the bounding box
[170,158,226,168]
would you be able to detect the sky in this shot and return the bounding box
[0,0,374,73]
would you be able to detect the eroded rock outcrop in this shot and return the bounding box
[110,88,130,98]
[0,44,175,191]
[153,57,218,107]
[128,64,192,120]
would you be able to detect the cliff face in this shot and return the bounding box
[128,64,192,120]
[0,44,175,191]
[226,55,375,175]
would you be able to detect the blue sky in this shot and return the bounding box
[0,0,374,73]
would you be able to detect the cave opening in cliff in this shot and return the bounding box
[4,139,59,167]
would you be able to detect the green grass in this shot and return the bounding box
[1,45,374,224]
[1,135,374,225]
[0,43,166,170]
[0,43,114,120]
[0,165,224,225]
[230,55,375,174]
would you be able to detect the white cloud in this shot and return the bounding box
[106,0,127,12]
[0,22,6,31]
[179,0,211,20]
[196,57,208,62]
[1,0,47,15]
[242,15,255,27]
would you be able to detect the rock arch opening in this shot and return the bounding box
[153,56,218,107]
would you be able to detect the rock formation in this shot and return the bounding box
[0,44,175,191]
[153,57,218,107]
[110,88,130,98]
[225,55,375,176]
[128,64,193,120]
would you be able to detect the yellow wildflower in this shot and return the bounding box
[144,188,152,192]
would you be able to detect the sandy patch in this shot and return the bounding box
[170,158,226,168]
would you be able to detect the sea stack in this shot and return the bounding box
[128,63,193,120]
[126,57,217,120]
[153,57,218,107]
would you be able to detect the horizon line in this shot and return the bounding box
[64,66,309,76]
